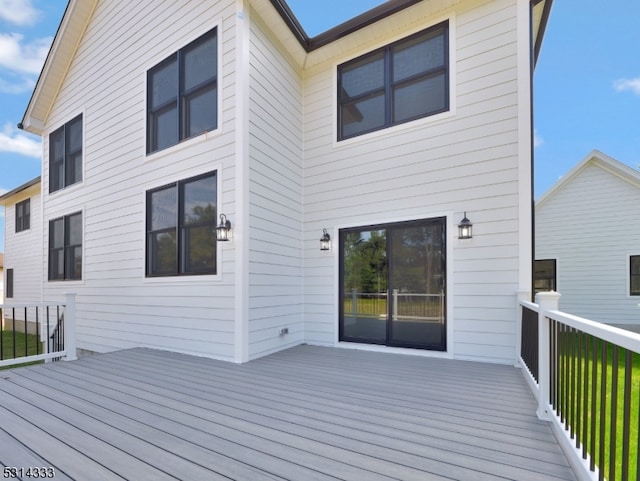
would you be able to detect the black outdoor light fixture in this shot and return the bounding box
[320,228,331,251]
[216,214,231,241]
[458,212,473,239]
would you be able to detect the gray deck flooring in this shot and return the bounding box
[0,345,576,481]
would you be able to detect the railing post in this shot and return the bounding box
[515,289,530,367]
[64,293,77,361]
[535,291,561,421]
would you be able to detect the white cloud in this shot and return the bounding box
[0,33,52,75]
[534,129,543,148]
[0,123,41,158]
[613,77,640,95]
[0,0,41,26]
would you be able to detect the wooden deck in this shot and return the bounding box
[0,345,576,481]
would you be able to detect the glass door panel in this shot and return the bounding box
[340,229,387,343]
[388,220,446,350]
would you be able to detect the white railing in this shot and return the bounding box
[345,289,445,322]
[518,291,640,481]
[0,293,77,368]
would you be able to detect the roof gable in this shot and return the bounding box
[536,150,640,208]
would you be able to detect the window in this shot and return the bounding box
[49,114,83,193]
[15,198,30,232]
[337,21,449,140]
[631,256,640,296]
[6,269,13,299]
[48,212,82,281]
[147,28,218,154]
[146,171,217,276]
[534,259,557,295]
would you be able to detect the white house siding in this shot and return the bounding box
[302,0,528,364]
[41,0,239,360]
[247,9,304,360]
[3,186,42,310]
[536,162,640,325]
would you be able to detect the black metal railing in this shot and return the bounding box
[0,304,66,366]
[520,303,539,382]
[549,319,639,481]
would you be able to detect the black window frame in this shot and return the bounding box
[147,28,218,154]
[337,21,449,141]
[6,268,13,299]
[146,170,218,277]
[630,256,640,296]
[49,114,83,193]
[534,259,557,295]
[15,198,30,232]
[48,211,83,281]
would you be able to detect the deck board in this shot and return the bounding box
[0,345,577,481]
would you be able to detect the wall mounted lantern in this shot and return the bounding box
[458,212,473,239]
[216,214,232,241]
[320,229,331,251]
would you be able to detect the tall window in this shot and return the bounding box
[337,21,449,140]
[534,259,557,295]
[49,114,83,193]
[15,198,30,232]
[146,171,217,276]
[6,268,13,299]
[49,212,82,281]
[631,256,640,296]
[147,28,218,153]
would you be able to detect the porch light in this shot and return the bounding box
[320,229,331,251]
[216,214,231,241]
[458,212,473,239]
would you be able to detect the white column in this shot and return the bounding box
[535,291,561,420]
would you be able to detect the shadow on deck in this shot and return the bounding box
[0,345,576,480]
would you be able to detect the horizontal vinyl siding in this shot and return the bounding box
[536,164,640,325]
[3,190,43,309]
[247,9,304,360]
[302,0,523,363]
[42,0,238,360]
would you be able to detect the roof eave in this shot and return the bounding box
[0,176,42,205]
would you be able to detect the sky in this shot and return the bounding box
[0,0,638,251]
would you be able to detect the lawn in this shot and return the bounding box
[0,330,43,370]
[555,333,640,480]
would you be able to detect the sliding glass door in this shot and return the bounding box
[339,217,446,350]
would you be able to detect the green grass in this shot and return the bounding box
[0,330,43,370]
[556,333,640,480]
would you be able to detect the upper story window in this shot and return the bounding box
[147,28,218,154]
[49,211,82,281]
[146,171,217,276]
[15,198,30,232]
[631,256,640,296]
[337,21,449,141]
[50,114,83,193]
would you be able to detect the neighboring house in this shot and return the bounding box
[0,177,43,331]
[536,150,640,326]
[14,0,551,364]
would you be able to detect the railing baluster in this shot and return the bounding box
[576,329,582,447]
[599,340,607,481]
[11,307,16,359]
[610,345,618,481]
[0,307,3,360]
[621,349,631,481]
[23,307,28,357]
[590,336,598,471]
[550,318,557,409]
[582,331,589,459]
[46,306,50,354]
[35,307,40,355]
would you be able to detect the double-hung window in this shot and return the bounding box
[15,198,30,232]
[49,114,82,193]
[534,259,557,295]
[146,171,217,276]
[49,212,82,281]
[147,28,218,154]
[631,256,640,296]
[337,21,449,140]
